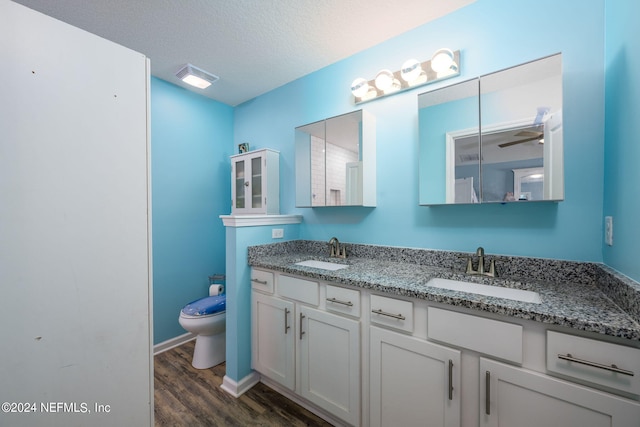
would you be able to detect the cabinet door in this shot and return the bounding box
[251,292,295,390]
[232,152,265,214]
[298,306,360,426]
[250,154,264,210]
[232,156,247,212]
[480,358,640,427]
[370,326,461,427]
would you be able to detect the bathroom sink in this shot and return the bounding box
[294,259,349,271]
[427,277,542,304]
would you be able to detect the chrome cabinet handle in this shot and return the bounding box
[251,278,267,285]
[371,309,406,320]
[327,297,353,307]
[558,353,634,376]
[485,371,491,415]
[448,359,454,401]
[284,308,290,334]
[299,313,305,340]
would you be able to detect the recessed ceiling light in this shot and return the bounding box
[175,64,219,89]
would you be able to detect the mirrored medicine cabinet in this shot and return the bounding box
[418,53,563,205]
[295,110,376,207]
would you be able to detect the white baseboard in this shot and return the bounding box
[153,332,196,355]
[220,371,260,397]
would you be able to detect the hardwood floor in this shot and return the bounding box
[154,341,333,426]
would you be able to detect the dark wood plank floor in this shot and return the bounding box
[154,340,333,426]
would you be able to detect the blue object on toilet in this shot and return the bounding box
[182,295,226,316]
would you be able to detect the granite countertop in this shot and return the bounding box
[248,241,640,342]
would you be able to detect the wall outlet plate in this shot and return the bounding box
[272,228,284,239]
[605,216,613,246]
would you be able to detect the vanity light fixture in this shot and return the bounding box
[175,63,219,89]
[351,49,461,104]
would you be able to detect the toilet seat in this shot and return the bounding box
[180,295,226,318]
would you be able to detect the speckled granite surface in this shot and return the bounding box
[248,240,640,341]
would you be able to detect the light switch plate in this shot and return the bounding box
[272,228,284,239]
[605,216,613,246]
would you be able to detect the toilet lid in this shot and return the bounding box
[181,295,226,316]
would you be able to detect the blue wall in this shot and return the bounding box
[151,77,234,344]
[224,223,301,382]
[235,0,606,261]
[603,0,640,282]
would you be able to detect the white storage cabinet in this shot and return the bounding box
[251,270,361,426]
[231,149,279,214]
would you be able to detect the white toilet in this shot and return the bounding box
[178,293,226,369]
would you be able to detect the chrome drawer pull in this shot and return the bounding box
[251,278,268,285]
[284,308,290,334]
[326,297,353,307]
[371,308,406,320]
[558,353,634,376]
[448,359,454,401]
[299,313,306,340]
[485,371,491,415]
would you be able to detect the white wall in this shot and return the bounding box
[310,137,359,206]
[0,1,152,426]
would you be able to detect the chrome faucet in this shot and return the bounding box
[465,247,496,277]
[328,237,347,258]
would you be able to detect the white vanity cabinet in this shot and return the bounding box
[299,305,360,425]
[480,358,640,427]
[370,326,461,427]
[369,296,462,427]
[428,307,640,426]
[252,291,295,389]
[231,149,279,215]
[546,330,640,396]
[251,267,640,427]
[251,270,361,426]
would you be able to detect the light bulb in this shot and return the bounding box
[181,74,212,89]
[401,59,423,83]
[374,69,395,91]
[431,48,455,73]
[351,77,370,98]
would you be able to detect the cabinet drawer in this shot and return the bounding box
[251,269,274,293]
[370,294,414,333]
[325,285,360,318]
[278,275,319,306]
[546,331,640,395]
[428,307,523,363]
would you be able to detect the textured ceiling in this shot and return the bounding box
[12,0,475,106]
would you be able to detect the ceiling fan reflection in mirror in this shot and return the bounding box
[498,126,544,148]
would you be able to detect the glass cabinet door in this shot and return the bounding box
[251,156,263,209]
[234,159,246,209]
[230,148,279,215]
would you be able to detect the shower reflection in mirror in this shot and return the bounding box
[295,110,376,207]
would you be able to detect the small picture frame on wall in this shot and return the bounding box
[238,142,249,153]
